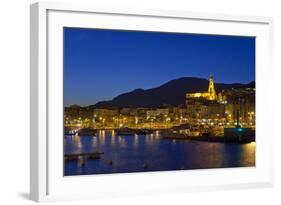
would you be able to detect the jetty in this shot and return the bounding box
[160,130,255,144]
[64,152,104,161]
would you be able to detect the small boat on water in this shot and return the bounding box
[77,128,97,136]
[115,127,154,135]
[160,130,190,140]
[64,127,77,135]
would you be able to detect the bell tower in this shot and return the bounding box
[208,74,216,100]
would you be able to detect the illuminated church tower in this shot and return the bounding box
[207,74,216,100]
[186,73,217,103]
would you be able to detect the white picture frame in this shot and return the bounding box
[30,2,274,202]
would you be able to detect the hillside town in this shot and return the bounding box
[64,75,255,141]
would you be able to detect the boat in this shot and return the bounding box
[115,127,154,135]
[77,128,97,136]
[160,130,190,140]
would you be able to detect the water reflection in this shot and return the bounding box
[64,130,255,176]
[134,134,139,147]
[92,137,97,146]
[110,134,115,145]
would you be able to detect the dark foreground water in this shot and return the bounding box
[64,131,255,176]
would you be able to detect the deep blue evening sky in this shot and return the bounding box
[64,27,255,106]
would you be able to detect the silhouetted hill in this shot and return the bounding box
[92,77,254,108]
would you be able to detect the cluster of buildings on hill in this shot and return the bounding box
[185,74,255,126]
[64,75,255,131]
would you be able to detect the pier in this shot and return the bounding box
[64,152,104,161]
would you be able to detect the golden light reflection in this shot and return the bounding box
[155,130,159,136]
[117,136,126,147]
[111,131,116,145]
[118,136,123,144]
[99,130,105,144]
[250,141,256,146]
[111,136,115,145]
[74,133,81,148]
[155,130,160,140]
[236,141,256,166]
[246,142,256,152]
[134,134,139,146]
[145,134,149,142]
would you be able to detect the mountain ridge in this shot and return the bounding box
[90,77,254,109]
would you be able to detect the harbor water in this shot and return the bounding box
[64,130,255,176]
